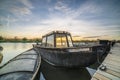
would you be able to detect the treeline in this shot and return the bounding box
[0,36,120,43]
[73,39,120,43]
[0,36,42,43]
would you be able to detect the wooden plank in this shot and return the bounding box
[110,51,120,56]
[105,57,120,64]
[102,63,120,73]
[105,54,120,62]
[91,43,120,80]
[91,77,98,80]
[103,59,120,67]
[104,59,120,67]
[111,47,120,50]
[97,70,120,80]
[111,49,120,52]
[93,73,111,80]
[105,68,120,78]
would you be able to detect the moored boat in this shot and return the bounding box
[34,31,100,68]
[0,49,41,80]
[98,40,112,55]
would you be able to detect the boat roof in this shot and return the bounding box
[42,31,71,37]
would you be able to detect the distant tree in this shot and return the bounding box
[22,37,27,41]
[0,36,3,40]
[35,38,40,42]
[14,36,18,41]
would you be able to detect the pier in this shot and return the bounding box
[91,43,120,80]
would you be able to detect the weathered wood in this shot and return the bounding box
[91,77,98,80]
[105,68,120,78]
[97,70,120,80]
[102,63,120,73]
[103,59,120,67]
[105,54,120,62]
[91,43,120,80]
[92,73,111,80]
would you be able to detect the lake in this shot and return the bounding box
[0,43,34,66]
[0,43,96,80]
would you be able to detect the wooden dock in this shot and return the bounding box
[91,43,120,80]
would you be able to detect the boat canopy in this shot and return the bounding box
[99,40,110,45]
[41,31,73,48]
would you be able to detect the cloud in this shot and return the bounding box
[48,0,120,38]
[0,0,33,16]
[48,0,102,20]
[10,0,34,16]
[33,17,99,35]
[47,0,51,3]
[10,6,32,16]
[0,0,120,40]
[17,0,34,9]
[54,1,70,13]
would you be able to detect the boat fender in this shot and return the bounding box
[99,64,107,71]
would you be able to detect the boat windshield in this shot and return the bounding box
[42,37,46,47]
[67,35,73,47]
[46,35,54,47]
[56,34,68,48]
[41,32,73,48]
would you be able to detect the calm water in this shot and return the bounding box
[39,59,95,80]
[0,43,34,66]
[0,43,96,80]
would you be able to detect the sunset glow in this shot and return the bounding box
[0,0,120,40]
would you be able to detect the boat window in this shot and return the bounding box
[46,35,54,47]
[42,37,46,47]
[67,35,73,47]
[56,34,68,48]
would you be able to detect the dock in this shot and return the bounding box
[91,43,120,80]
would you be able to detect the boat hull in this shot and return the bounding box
[35,47,97,68]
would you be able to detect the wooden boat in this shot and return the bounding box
[34,31,100,68]
[0,49,41,80]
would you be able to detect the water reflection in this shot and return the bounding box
[40,59,91,80]
[0,43,34,66]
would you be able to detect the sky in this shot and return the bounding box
[0,0,120,40]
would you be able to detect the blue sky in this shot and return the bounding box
[0,0,120,40]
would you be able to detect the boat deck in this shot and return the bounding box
[91,43,120,80]
[0,49,41,80]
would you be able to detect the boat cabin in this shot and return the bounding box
[34,31,99,67]
[99,40,110,45]
[41,31,73,48]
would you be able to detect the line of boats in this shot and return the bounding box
[0,31,116,80]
